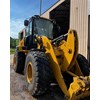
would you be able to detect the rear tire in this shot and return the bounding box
[13,51,25,75]
[24,51,53,96]
[77,54,90,76]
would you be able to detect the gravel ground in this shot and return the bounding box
[10,55,89,100]
[10,55,66,100]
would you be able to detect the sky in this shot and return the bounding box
[10,0,58,38]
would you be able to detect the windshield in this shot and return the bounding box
[34,18,53,39]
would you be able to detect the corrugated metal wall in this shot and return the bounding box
[70,0,88,58]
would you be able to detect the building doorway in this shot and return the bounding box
[50,0,70,36]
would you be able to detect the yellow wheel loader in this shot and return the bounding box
[13,15,90,100]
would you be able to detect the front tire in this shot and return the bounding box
[24,51,53,96]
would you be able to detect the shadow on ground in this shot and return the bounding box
[36,85,66,100]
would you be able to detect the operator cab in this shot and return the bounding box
[23,15,60,49]
[24,15,60,38]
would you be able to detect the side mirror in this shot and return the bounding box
[53,24,61,38]
[57,25,60,33]
[54,24,60,33]
[24,20,29,26]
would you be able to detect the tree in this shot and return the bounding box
[10,37,18,48]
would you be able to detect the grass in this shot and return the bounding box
[10,48,15,54]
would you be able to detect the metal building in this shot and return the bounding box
[41,0,90,59]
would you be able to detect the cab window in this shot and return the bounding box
[26,21,32,36]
